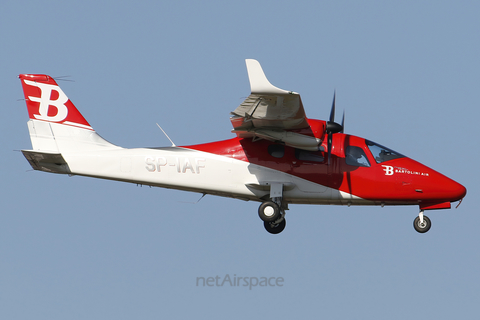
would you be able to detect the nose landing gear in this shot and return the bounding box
[413,210,431,233]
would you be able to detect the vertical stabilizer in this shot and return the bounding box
[19,74,119,153]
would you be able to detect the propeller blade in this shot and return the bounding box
[326,91,342,133]
[329,91,336,123]
[325,91,343,165]
[340,110,345,133]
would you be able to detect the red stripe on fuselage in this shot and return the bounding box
[183,135,465,204]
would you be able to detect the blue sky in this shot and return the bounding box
[1,1,479,319]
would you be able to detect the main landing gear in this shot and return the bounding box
[413,210,431,233]
[258,183,287,234]
[258,201,287,234]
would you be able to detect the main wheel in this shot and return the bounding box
[258,201,280,222]
[264,219,286,234]
[413,215,431,233]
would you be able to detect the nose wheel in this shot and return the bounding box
[413,211,431,233]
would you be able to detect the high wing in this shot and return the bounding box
[230,59,325,151]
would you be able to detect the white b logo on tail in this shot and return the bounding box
[24,79,68,122]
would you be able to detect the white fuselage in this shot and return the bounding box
[62,146,366,205]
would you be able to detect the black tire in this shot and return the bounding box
[264,219,286,234]
[413,215,431,233]
[258,201,280,222]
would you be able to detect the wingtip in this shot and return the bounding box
[245,59,292,95]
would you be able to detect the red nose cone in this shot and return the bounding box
[447,179,467,202]
[425,171,466,203]
[401,158,466,204]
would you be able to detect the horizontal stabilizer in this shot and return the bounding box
[22,150,71,174]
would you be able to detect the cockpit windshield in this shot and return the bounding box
[365,140,405,163]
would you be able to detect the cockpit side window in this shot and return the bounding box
[345,146,370,167]
[366,140,404,163]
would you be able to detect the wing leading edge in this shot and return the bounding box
[230,59,325,151]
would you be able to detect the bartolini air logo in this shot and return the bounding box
[382,165,429,177]
[24,80,68,122]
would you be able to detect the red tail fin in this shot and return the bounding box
[19,74,92,130]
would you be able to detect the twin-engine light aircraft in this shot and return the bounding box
[19,59,466,234]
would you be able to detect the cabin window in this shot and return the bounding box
[295,149,324,162]
[268,144,285,158]
[345,146,370,167]
[366,140,404,163]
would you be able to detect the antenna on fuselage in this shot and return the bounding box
[156,123,176,147]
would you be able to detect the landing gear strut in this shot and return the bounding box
[413,210,431,233]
